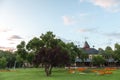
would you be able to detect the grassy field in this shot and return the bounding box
[0,68,120,80]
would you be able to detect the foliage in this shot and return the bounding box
[26,37,43,53]
[104,46,114,59]
[16,41,28,68]
[27,52,34,65]
[114,43,120,62]
[32,31,71,76]
[16,41,28,60]
[66,42,81,64]
[79,50,88,62]
[34,46,70,76]
[15,55,23,68]
[92,55,105,67]
[0,50,15,68]
[0,57,7,69]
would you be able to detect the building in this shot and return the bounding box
[75,41,117,67]
[75,41,99,67]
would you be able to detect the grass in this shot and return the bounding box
[0,68,120,80]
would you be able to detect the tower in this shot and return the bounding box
[83,41,90,49]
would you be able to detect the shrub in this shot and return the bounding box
[0,57,7,69]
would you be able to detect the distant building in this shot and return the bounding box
[75,41,117,67]
[82,41,99,59]
[75,41,99,66]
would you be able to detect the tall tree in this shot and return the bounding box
[33,31,70,76]
[16,41,28,67]
[34,47,70,76]
[66,42,81,64]
[92,55,105,67]
[102,46,114,66]
[114,43,120,65]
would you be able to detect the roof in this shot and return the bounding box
[83,41,90,48]
[75,58,92,62]
[83,48,99,54]
[75,58,82,62]
[105,58,115,62]
[82,41,99,54]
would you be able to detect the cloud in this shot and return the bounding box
[0,28,11,33]
[62,16,75,25]
[9,42,16,44]
[78,28,97,33]
[62,13,89,26]
[80,0,120,12]
[80,0,84,3]
[105,32,120,38]
[0,46,15,51]
[91,0,120,9]
[8,35,23,41]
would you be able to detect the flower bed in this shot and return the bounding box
[68,67,117,75]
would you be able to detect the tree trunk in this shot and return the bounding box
[45,64,53,76]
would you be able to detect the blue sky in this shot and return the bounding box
[0,0,120,50]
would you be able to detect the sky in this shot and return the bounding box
[0,0,120,50]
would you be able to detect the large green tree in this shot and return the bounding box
[34,47,70,76]
[33,31,70,76]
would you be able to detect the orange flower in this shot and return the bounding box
[68,69,75,74]
[77,68,86,72]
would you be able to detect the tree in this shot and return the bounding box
[27,52,34,65]
[98,48,105,54]
[92,55,105,67]
[0,50,16,68]
[114,43,120,66]
[79,51,88,66]
[16,41,28,67]
[105,46,113,56]
[0,57,7,69]
[32,31,70,76]
[34,47,70,76]
[66,42,81,64]
[26,37,44,53]
[101,46,114,66]
[15,54,23,68]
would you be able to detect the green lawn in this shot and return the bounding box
[0,68,120,80]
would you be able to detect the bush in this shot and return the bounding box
[0,57,7,69]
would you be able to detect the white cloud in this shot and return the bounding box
[62,16,75,25]
[91,0,119,8]
[105,32,120,38]
[62,13,89,26]
[78,28,97,33]
[0,28,11,33]
[80,0,84,3]
[8,35,23,41]
[80,0,120,12]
